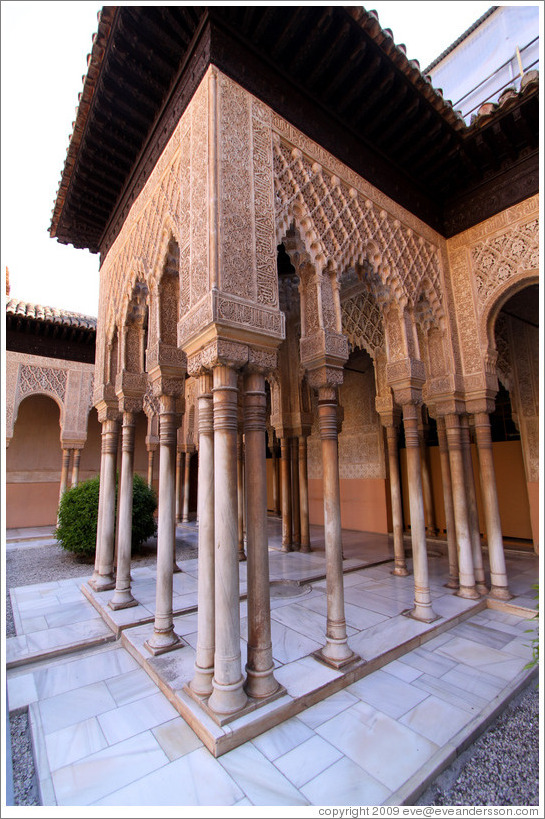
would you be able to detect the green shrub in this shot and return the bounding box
[55,473,157,558]
[524,583,539,673]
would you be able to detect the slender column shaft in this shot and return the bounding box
[145,398,181,653]
[437,417,459,588]
[71,449,81,488]
[473,412,512,599]
[244,372,278,698]
[272,444,280,515]
[109,412,137,610]
[90,418,119,591]
[237,435,247,560]
[58,449,71,504]
[445,413,479,599]
[402,406,437,621]
[280,437,292,551]
[317,387,355,666]
[291,437,301,550]
[460,415,487,592]
[93,447,107,581]
[208,364,247,714]
[385,424,408,576]
[418,418,437,536]
[182,450,191,522]
[147,448,155,488]
[299,436,311,552]
[191,373,216,695]
[175,450,182,522]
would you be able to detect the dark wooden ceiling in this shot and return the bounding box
[50,6,539,257]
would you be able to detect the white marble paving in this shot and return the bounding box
[218,742,309,806]
[274,655,342,698]
[97,691,179,745]
[436,636,527,680]
[7,672,38,710]
[347,668,429,719]
[34,647,138,700]
[300,754,390,806]
[52,731,169,805]
[273,734,343,789]
[45,716,108,771]
[251,716,314,761]
[297,688,360,730]
[105,667,160,706]
[151,716,203,760]
[399,694,474,745]
[92,746,244,806]
[39,681,118,735]
[316,701,439,792]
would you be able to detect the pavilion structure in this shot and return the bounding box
[49,6,539,748]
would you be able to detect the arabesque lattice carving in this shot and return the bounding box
[273,135,443,318]
[341,291,385,358]
[471,219,538,309]
[19,364,67,401]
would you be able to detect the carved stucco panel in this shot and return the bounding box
[190,77,209,306]
[472,218,539,310]
[446,245,482,375]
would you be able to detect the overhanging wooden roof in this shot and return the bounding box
[50,6,539,256]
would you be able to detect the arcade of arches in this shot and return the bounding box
[58,68,538,720]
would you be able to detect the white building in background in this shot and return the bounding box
[425,5,539,122]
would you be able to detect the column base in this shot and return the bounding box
[173,562,182,574]
[457,585,481,600]
[88,573,115,592]
[476,582,489,595]
[281,544,292,553]
[391,566,410,577]
[312,644,359,670]
[144,629,184,656]
[300,544,312,553]
[108,591,138,610]
[208,676,247,715]
[444,578,460,590]
[488,585,513,601]
[238,550,247,562]
[402,606,440,624]
[244,664,280,699]
[189,663,214,698]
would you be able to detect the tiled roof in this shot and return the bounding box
[468,69,539,128]
[6,298,97,330]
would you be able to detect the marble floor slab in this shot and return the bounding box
[6,524,538,807]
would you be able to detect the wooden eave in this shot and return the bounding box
[50,6,539,256]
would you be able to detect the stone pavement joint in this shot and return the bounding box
[6,524,538,806]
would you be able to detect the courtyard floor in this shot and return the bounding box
[5,520,539,808]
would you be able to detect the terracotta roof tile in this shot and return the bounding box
[6,298,97,330]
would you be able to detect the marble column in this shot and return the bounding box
[208,364,247,715]
[385,422,408,576]
[272,442,280,515]
[280,436,292,552]
[145,396,181,654]
[402,404,437,621]
[460,415,487,594]
[299,436,311,553]
[175,450,182,522]
[58,448,71,505]
[71,448,82,488]
[316,386,355,667]
[147,447,155,488]
[237,434,247,561]
[418,412,438,536]
[109,412,137,610]
[191,373,216,695]
[445,413,479,599]
[244,371,279,699]
[182,450,191,523]
[291,437,301,551]
[436,417,459,589]
[473,411,512,599]
[89,417,119,591]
